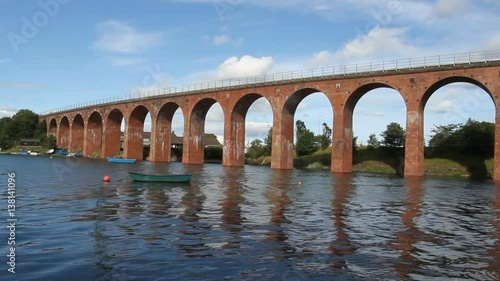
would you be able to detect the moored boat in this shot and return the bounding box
[106,157,136,164]
[128,172,192,183]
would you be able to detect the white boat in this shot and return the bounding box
[46,149,55,154]
[29,152,39,156]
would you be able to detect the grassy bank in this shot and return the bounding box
[293,147,493,179]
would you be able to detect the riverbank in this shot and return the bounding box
[291,147,494,179]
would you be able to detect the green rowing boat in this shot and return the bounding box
[128,172,192,183]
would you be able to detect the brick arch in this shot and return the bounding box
[103,108,124,158]
[124,105,151,160]
[421,76,494,110]
[48,118,57,136]
[331,83,403,174]
[272,88,329,169]
[224,93,273,167]
[417,76,497,178]
[183,98,221,165]
[85,111,103,157]
[345,83,401,112]
[70,114,85,152]
[151,102,183,162]
[59,116,70,149]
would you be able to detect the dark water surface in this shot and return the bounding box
[0,155,498,280]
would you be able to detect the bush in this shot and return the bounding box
[204,146,223,160]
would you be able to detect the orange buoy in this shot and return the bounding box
[103,175,111,182]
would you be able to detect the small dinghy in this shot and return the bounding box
[128,172,192,183]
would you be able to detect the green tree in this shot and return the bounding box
[0,135,10,150]
[317,123,332,150]
[367,133,380,149]
[380,122,406,148]
[428,120,494,157]
[295,120,318,156]
[428,124,460,148]
[41,135,57,149]
[247,139,264,159]
[4,109,39,141]
[295,120,307,140]
[458,119,494,156]
[263,127,272,156]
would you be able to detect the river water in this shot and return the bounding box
[0,155,498,280]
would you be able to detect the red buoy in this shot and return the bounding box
[103,175,111,182]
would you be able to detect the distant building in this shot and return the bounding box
[119,132,221,149]
[20,139,41,146]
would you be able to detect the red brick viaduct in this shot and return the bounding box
[40,52,500,181]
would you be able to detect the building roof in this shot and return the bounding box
[20,138,40,142]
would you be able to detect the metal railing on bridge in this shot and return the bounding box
[43,49,500,115]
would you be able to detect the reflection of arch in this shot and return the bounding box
[153,102,181,162]
[329,174,356,269]
[393,178,424,278]
[48,118,57,136]
[487,184,500,276]
[266,170,295,259]
[184,98,220,165]
[59,116,70,149]
[103,109,124,158]
[224,93,272,167]
[71,114,85,152]
[219,167,246,249]
[124,105,150,160]
[272,88,329,169]
[85,112,103,157]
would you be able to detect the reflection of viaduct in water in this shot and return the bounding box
[391,178,434,279]
[41,52,500,181]
[488,184,500,277]
[266,170,295,259]
[219,167,246,249]
[329,174,356,269]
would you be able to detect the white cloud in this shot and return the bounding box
[0,82,47,89]
[334,26,421,63]
[245,121,272,140]
[356,108,385,117]
[92,20,163,53]
[108,57,146,66]
[483,33,500,50]
[429,100,454,113]
[233,37,244,47]
[204,34,244,46]
[433,0,470,17]
[307,50,335,68]
[215,55,274,80]
[206,104,224,122]
[213,34,230,45]
[0,106,17,117]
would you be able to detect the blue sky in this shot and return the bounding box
[1,0,499,144]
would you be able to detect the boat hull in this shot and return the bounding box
[106,157,136,164]
[128,172,192,183]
